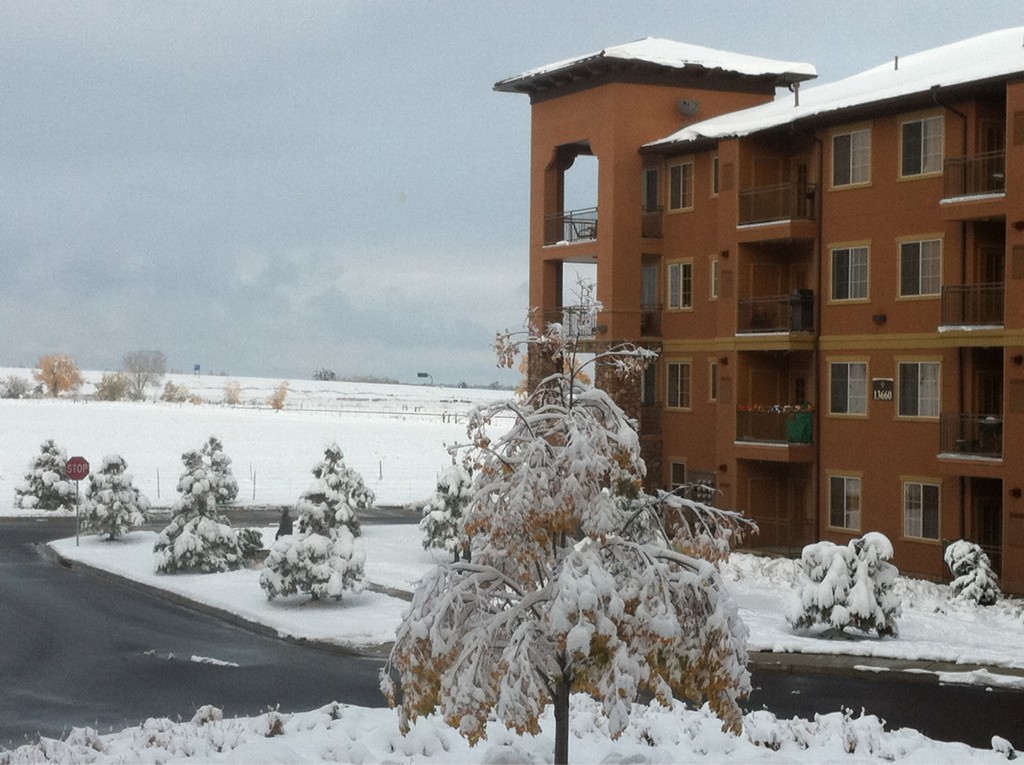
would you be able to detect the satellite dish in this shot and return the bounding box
[677,99,699,117]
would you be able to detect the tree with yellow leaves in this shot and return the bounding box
[34,354,84,397]
[382,311,755,765]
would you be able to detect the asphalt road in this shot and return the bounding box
[0,519,386,747]
[3,516,1022,752]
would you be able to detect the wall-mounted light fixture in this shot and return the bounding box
[1013,220,1024,231]
[718,356,729,366]
[1011,487,1022,499]
[872,313,887,324]
[1012,354,1024,366]
[718,464,728,472]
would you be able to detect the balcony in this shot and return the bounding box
[940,413,1003,459]
[943,151,1005,199]
[738,182,816,225]
[641,205,663,239]
[544,207,598,246]
[542,305,598,338]
[737,406,814,445]
[940,283,1004,327]
[738,291,814,334]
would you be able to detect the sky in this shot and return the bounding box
[2,2,1021,386]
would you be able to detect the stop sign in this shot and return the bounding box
[66,456,90,481]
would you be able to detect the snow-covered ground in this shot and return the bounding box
[3,373,1023,762]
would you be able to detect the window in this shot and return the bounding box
[829,475,861,530]
[898,362,940,417]
[711,155,720,196]
[668,262,693,309]
[709,360,718,402]
[670,462,686,491]
[904,481,940,540]
[642,167,660,212]
[667,361,691,409]
[833,128,871,186]
[900,240,941,297]
[832,246,869,300]
[641,363,657,406]
[901,115,943,176]
[710,258,720,299]
[830,361,867,415]
[668,161,694,210]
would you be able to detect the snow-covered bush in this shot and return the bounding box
[14,439,73,510]
[383,313,756,765]
[154,440,254,574]
[419,463,472,561]
[81,454,150,540]
[944,539,1001,606]
[295,443,372,538]
[94,372,132,401]
[1,374,32,399]
[160,381,191,403]
[789,532,900,637]
[259,529,365,601]
[259,444,370,601]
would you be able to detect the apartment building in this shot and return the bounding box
[496,28,1024,593]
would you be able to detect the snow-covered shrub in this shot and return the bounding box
[223,380,242,405]
[295,443,372,538]
[383,311,756,765]
[1,374,32,399]
[419,463,472,561]
[81,454,150,540]
[789,531,900,637]
[154,440,253,574]
[944,539,1001,606]
[14,439,73,510]
[259,444,370,600]
[160,381,191,402]
[259,528,365,601]
[94,372,132,401]
[267,381,289,410]
[154,516,252,574]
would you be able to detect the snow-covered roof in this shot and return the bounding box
[647,27,1024,151]
[494,38,817,95]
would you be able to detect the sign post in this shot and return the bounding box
[66,456,90,546]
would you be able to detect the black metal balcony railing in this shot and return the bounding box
[544,207,598,245]
[940,283,1004,327]
[737,291,814,333]
[939,413,1003,459]
[542,305,598,338]
[640,304,662,336]
[736,408,814,444]
[641,205,663,239]
[943,151,1006,198]
[738,182,816,225]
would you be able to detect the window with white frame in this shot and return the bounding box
[831,246,869,300]
[900,239,941,297]
[642,167,660,213]
[898,361,940,417]
[904,481,939,540]
[829,475,862,530]
[833,128,871,186]
[667,361,691,409]
[668,261,693,309]
[709,360,718,402]
[830,361,867,415]
[710,258,719,299]
[711,155,720,196]
[668,161,694,210]
[901,115,943,177]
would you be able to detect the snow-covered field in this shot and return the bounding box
[3,371,1023,763]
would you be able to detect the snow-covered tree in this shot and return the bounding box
[944,539,1001,606]
[259,529,364,601]
[259,444,370,601]
[14,439,73,511]
[34,354,83,397]
[295,443,372,538]
[419,463,473,562]
[200,436,239,505]
[382,315,756,765]
[154,441,259,574]
[788,532,900,637]
[81,454,150,540]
